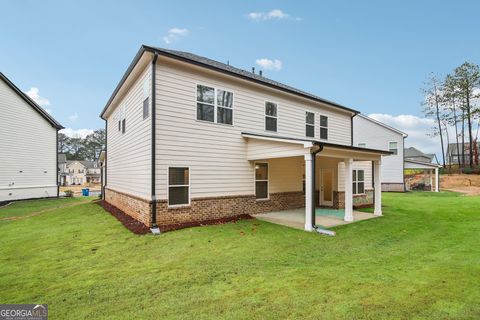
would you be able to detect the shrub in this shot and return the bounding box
[64,190,74,197]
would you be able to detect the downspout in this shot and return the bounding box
[310,143,335,236]
[150,53,160,234]
[103,120,107,200]
[56,129,59,198]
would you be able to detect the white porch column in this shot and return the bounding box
[374,159,382,216]
[344,158,354,222]
[304,153,313,231]
[435,167,439,192]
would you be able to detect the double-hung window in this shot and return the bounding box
[389,142,398,155]
[196,85,233,125]
[255,163,269,199]
[168,167,190,206]
[353,170,365,195]
[265,102,277,132]
[306,111,315,137]
[320,115,328,140]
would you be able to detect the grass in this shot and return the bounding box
[0,192,479,319]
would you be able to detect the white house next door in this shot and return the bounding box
[320,168,333,207]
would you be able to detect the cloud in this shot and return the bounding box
[60,128,94,139]
[68,112,79,122]
[163,28,189,44]
[25,87,50,107]
[256,58,283,71]
[368,113,466,163]
[247,9,301,21]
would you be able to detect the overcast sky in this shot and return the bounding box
[1,0,479,159]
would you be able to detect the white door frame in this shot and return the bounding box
[319,168,334,206]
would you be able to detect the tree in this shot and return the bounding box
[452,62,480,168]
[83,129,106,160]
[58,133,70,153]
[422,73,446,168]
[444,74,462,166]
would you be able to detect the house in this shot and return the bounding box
[404,147,441,192]
[353,114,408,192]
[64,160,101,185]
[0,72,63,202]
[404,147,439,164]
[99,46,392,232]
[58,153,67,186]
[446,142,479,165]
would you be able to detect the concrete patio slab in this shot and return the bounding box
[253,208,379,230]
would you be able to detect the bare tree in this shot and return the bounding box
[422,73,446,168]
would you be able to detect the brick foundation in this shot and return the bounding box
[333,189,374,209]
[105,188,304,228]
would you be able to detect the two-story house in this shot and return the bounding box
[99,46,391,232]
[64,160,101,185]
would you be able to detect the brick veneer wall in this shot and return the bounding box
[105,188,304,228]
[333,189,374,209]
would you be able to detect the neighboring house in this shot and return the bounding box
[446,142,479,165]
[58,153,67,186]
[404,147,438,164]
[99,45,391,232]
[404,147,441,192]
[65,160,101,185]
[353,114,408,192]
[0,72,63,202]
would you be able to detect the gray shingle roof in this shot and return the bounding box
[100,45,360,118]
[66,160,99,169]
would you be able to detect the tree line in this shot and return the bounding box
[58,129,105,161]
[422,62,480,169]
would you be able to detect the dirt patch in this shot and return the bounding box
[97,201,150,235]
[97,200,254,234]
[440,174,480,195]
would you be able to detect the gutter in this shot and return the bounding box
[150,53,160,235]
[309,143,335,236]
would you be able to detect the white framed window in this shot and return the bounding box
[143,80,149,120]
[255,162,269,199]
[168,167,190,206]
[320,115,328,140]
[306,111,315,137]
[196,84,233,125]
[358,143,366,147]
[389,142,398,155]
[265,102,277,132]
[143,98,149,119]
[353,169,365,195]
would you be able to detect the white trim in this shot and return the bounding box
[167,166,191,208]
[319,114,328,140]
[353,169,365,195]
[0,185,58,190]
[195,83,234,126]
[389,141,398,155]
[264,100,278,133]
[254,162,269,200]
[305,111,315,138]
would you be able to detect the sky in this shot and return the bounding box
[1,0,479,160]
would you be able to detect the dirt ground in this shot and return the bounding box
[440,174,480,195]
[60,184,101,194]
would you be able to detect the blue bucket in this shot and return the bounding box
[82,188,90,196]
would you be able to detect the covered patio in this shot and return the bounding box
[243,132,392,232]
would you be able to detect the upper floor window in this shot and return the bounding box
[320,115,328,140]
[306,112,314,137]
[389,142,398,155]
[265,102,277,132]
[358,143,366,148]
[196,85,233,125]
[353,169,365,195]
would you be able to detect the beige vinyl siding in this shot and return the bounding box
[246,139,307,160]
[268,157,304,193]
[0,78,57,201]
[337,161,373,192]
[106,64,152,199]
[155,58,353,199]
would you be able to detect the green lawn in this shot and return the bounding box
[0,192,479,319]
[0,197,93,219]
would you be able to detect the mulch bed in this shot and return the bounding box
[97,200,254,235]
[97,200,150,234]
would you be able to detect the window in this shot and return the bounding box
[143,97,149,119]
[306,112,315,137]
[265,102,277,132]
[358,143,366,148]
[320,115,328,139]
[168,167,190,206]
[196,85,233,125]
[353,170,365,195]
[389,142,398,155]
[118,120,121,131]
[255,163,269,199]
[122,119,126,134]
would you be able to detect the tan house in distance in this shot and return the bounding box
[60,159,101,185]
[99,46,392,232]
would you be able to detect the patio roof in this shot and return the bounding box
[405,159,442,169]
